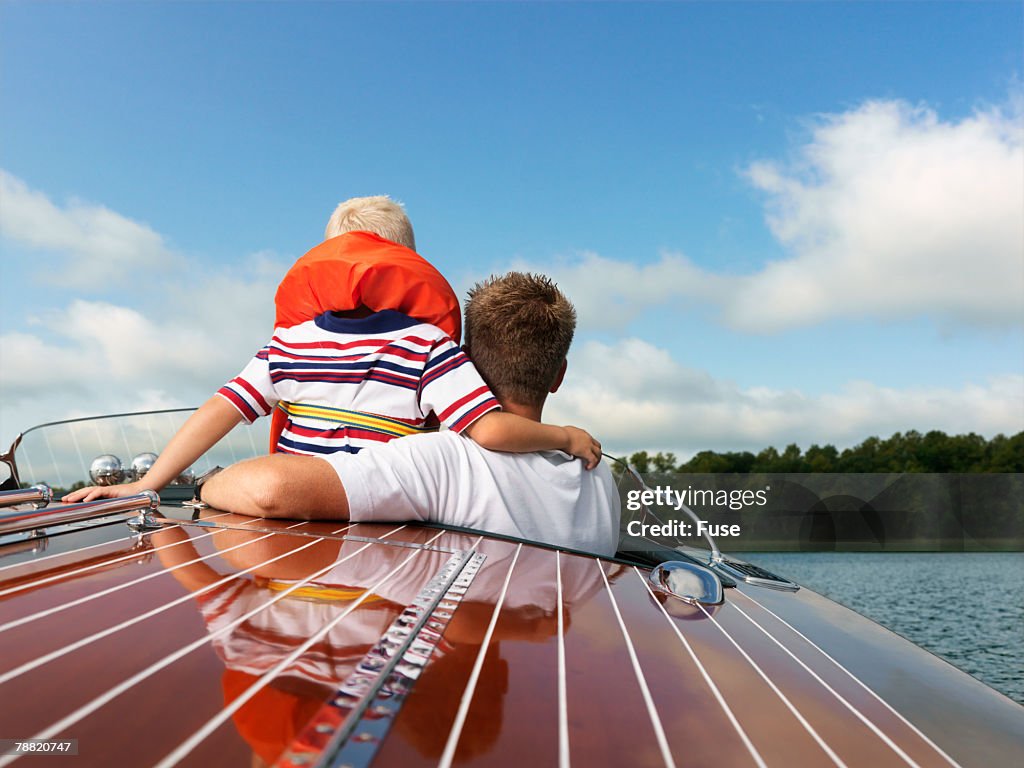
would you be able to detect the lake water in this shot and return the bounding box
[746,552,1024,705]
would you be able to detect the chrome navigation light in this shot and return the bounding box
[130,452,158,479]
[90,454,125,486]
[89,453,195,486]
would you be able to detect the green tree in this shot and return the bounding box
[628,451,651,473]
[651,452,678,472]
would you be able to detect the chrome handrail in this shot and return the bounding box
[0,491,160,537]
[0,484,53,509]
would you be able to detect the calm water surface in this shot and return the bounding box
[747,552,1023,705]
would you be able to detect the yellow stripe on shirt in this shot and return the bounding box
[278,401,438,439]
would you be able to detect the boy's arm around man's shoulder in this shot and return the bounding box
[464,412,603,469]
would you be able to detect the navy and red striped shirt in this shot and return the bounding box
[217,310,499,455]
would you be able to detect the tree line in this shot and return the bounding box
[624,430,1024,474]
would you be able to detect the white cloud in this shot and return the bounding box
[508,97,1024,334]
[547,338,1024,458]
[733,98,1024,331]
[0,170,182,289]
[507,251,727,331]
[0,260,281,448]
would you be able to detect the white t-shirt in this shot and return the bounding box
[325,431,621,557]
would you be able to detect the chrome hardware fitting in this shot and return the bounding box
[649,560,725,606]
[0,484,53,510]
[0,491,162,537]
[126,490,164,532]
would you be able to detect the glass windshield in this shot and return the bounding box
[9,409,270,494]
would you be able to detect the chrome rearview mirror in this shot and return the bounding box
[649,561,724,606]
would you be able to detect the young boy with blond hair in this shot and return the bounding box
[66,196,600,503]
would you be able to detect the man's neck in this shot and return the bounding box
[499,400,543,422]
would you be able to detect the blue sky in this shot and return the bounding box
[1,1,1022,457]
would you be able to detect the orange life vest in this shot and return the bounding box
[268,231,461,452]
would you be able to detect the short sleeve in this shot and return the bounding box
[216,346,277,423]
[418,340,500,433]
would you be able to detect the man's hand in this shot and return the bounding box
[562,426,602,470]
[63,480,151,504]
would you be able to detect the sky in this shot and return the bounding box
[1,1,1022,459]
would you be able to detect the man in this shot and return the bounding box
[201,272,621,556]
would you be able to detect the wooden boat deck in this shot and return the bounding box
[1,508,1021,767]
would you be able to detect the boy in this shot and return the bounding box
[65,197,599,503]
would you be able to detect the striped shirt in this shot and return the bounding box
[217,309,499,455]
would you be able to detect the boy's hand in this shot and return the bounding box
[62,480,150,504]
[563,426,602,470]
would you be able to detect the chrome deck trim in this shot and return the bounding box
[155,529,449,767]
[278,546,487,768]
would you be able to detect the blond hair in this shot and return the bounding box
[324,195,416,250]
[464,272,576,407]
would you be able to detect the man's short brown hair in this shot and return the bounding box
[464,272,576,407]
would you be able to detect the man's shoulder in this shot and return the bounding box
[438,436,617,485]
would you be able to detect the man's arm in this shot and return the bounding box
[200,453,350,520]
[63,396,243,502]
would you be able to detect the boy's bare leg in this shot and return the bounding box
[201,454,349,521]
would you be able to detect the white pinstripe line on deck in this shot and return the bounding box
[634,568,766,768]
[0,532,268,634]
[0,513,260,598]
[0,535,134,574]
[438,543,522,768]
[598,561,676,768]
[0,525,408,768]
[0,523,354,686]
[0,512,235,576]
[730,599,922,767]
[0,527,226,598]
[556,551,570,768]
[155,528,446,768]
[733,589,964,768]
[0,523,356,634]
[697,602,848,768]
